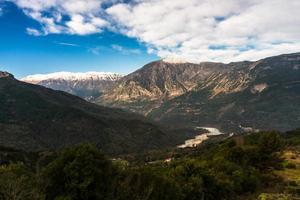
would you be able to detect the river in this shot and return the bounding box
[178,127,225,148]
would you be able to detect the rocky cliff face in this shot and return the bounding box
[98,60,227,114]
[98,53,300,132]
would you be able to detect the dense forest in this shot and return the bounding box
[1,129,300,200]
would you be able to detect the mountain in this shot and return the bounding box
[98,60,228,114]
[22,72,123,101]
[98,53,300,132]
[0,72,189,155]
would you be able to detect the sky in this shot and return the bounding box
[1,0,300,78]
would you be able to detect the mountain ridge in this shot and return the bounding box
[21,71,123,83]
[97,52,300,132]
[21,71,123,101]
[0,73,190,155]
[98,60,228,114]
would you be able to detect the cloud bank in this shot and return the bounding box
[11,0,108,35]
[10,0,300,62]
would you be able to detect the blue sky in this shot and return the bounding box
[1,0,300,78]
[0,2,158,78]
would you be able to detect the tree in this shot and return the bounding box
[258,131,282,154]
[42,144,116,200]
[0,163,37,200]
[115,168,182,200]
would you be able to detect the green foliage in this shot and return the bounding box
[42,144,115,200]
[0,163,43,200]
[115,168,182,200]
[169,159,232,200]
[1,130,299,200]
[258,131,282,154]
[282,129,300,146]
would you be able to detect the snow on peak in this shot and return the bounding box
[21,71,123,83]
[162,56,187,64]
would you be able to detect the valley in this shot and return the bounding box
[2,0,300,199]
[23,53,300,134]
[0,72,192,155]
[2,54,300,200]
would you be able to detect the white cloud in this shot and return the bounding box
[61,0,101,14]
[66,14,106,35]
[10,0,300,62]
[106,0,300,62]
[11,0,108,35]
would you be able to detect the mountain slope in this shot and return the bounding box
[149,53,300,132]
[98,60,227,114]
[0,72,187,155]
[22,72,123,101]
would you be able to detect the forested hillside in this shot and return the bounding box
[1,129,299,200]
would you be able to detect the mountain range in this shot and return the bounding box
[22,72,123,101]
[0,72,190,155]
[22,53,300,133]
[98,53,300,132]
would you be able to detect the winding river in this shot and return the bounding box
[178,127,225,148]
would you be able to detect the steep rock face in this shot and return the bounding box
[148,53,300,132]
[98,61,227,114]
[0,73,189,155]
[21,72,123,101]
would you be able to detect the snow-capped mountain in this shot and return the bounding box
[22,71,122,83]
[21,72,123,101]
